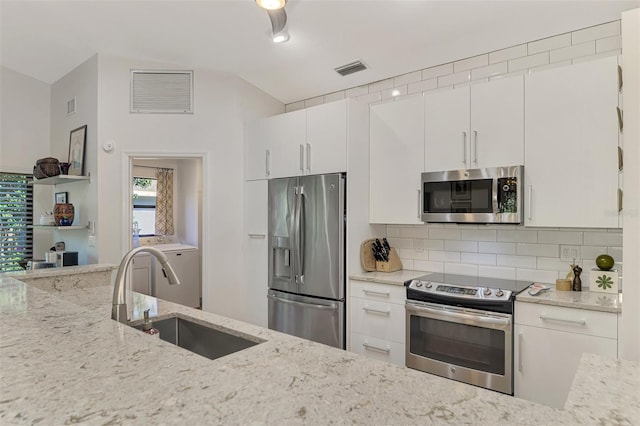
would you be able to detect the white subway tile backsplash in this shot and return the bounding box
[438,71,470,87]
[497,229,537,243]
[304,96,324,108]
[528,33,571,55]
[517,243,559,257]
[530,60,572,73]
[421,63,453,80]
[445,263,478,276]
[581,245,608,260]
[357,92,382,104]
[346,85,368,98]
[423,239,445,250]
[386,237,414,249]
[398,248,429,261]
[517,268,558,284]
[429,228,461,240]
[572,49,621,65]
[444,240,478,253]
[584,231,622,247]
[400,259,415,270]
[478,242,516,255]
[461,253,496,266]
[408,78,438,94]
[454,54,489,72]
[607,247,623,261]
[572,21,620,45]
[382,86,408,100]
[508,52,549,72]
[369,78,394,92]
[596,35,622,53]
[497,255,537,269]
[429,251,460,263]
[286,101,305,112]
[386,226,401,238]
[537,257,573,272]
[550,41,595,63]
[489,44,527,64]
[413,260,443,273]
[400,227,429,239]
[538,230,583,245]
[479,266,516,280]
[471,62,508,80]
[323,91,345,103]
[462,229,497,242]
[394,71,422,86]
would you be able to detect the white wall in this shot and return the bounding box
[176,158,201,247]
[49,55,99,265]
[0,67,54,258]
[96,54,283,321]
[620,8,640,361]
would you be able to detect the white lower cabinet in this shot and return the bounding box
[131,253,152,295]
[514,301,617,408]
[349,280,406,366]
[243,180,268,328]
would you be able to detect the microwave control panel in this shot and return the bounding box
[497,177,518,213]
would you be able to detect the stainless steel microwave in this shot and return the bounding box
[421,165,524,224]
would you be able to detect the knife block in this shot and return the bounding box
[376,248,403,273]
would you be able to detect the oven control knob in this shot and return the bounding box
[483,288,492,296]
[415,281,423,287]
[425,283,432,288]
[496,289,504,297]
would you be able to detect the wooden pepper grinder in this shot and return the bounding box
[572,265,583,291]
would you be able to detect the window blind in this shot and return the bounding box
[0,173,33,272]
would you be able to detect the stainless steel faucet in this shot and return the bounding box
[111,246,181,323]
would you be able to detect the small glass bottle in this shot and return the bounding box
[142,309,159,337]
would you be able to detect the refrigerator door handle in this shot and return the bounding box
[294,186,305,284]
[267,294,337,311]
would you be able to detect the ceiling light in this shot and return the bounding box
[256,0,286,10]
[272,30,290,43]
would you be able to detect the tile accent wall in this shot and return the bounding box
[285,20,623,285]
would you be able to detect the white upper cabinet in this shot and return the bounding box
[424,75,524,172]
[244,100,349,181]
[370,95,425,224]
[524,56,620,228]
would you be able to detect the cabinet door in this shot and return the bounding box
[131,254,152,295]
[267,109,307,179]
[515,324,617,408]
[471,75,524,168]
[243,180,268,327]
[370,95,424,224]
[306,100,347,174]
[245,119,270,181]
[525,57,619,227]
[424,86,470,172]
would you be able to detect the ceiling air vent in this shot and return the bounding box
[334,60,367,77]
[130,70,193,114]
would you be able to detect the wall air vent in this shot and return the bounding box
[130,70,193,114]
[334,60,367,77]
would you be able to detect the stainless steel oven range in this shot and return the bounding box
[405,273,531,395]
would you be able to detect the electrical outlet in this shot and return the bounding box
[88,235,96,247]
[560,245,580,262]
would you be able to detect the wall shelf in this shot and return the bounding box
[32,174,90,185]
[31,224,89,231]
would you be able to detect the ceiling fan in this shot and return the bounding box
[256,0,290,43]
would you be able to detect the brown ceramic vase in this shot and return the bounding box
[54,203,75,226]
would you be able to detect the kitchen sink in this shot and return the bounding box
[132,315,261,360]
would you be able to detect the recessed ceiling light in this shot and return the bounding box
[256,0,286,10]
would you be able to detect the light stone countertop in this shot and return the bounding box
[516,285,622,313]
[349,269,424,286]
[4,264,118,280]
[1,274,638,425]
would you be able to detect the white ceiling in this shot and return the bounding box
[1,0,638,104]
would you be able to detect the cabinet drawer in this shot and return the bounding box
[350,332,405,366]
[350,280,405,304]
[350,297,405,343]
[515,302,617,339]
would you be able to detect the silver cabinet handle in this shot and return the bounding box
[417,189,421,219]
[299,144,305,172]
[539,314,586,326]
[362,306,391,316]
[362,342,391,354]
[265,149,271,177]
[618,189,623,213]
[462,131,467,165]
[518,332,523,373]
[362,289,390,298]
[306,143,311,172]
[618,146,623,171]
[617,107,623,133]
[248,233,266,239]
[473,130,478,164]
[617,65,623,92]
[527,185,532,220]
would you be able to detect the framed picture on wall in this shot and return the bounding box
[67,125,87,176]
[55,192,68,204]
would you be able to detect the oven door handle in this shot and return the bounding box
[406,302,512,327]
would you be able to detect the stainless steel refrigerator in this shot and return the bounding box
[267,173,345,349]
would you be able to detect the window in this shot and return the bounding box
[132,177,157,236]
[0,173,33,272]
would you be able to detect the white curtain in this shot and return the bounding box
[155,168,174,235]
